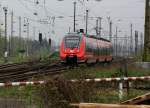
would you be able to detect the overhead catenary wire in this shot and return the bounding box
[22,0,69,17]
[0,0,144,43]
[15,0,81,35]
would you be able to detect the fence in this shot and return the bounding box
[0,76,150,108]
[70,76,150,101]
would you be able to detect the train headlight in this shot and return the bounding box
[70,50,73,53]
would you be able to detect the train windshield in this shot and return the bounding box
[65,36,80,49]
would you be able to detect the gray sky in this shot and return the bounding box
[0,0,145,44]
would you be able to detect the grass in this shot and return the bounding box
[0,85,43,107]
[0,56,35,64]
[128,65,150,77]
[63,64,119,79]
[0,50,53,64]
[0,86,35,99]
[90,89,150,104]
[64,62,150,80]
[134,51,150,62]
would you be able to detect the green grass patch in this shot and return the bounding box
[90,89,149,104]
[0,86,35,98]
[64,63,150,80]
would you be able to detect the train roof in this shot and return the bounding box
[65,32,111,42]
[86,35,111,42]
[65,32,82,37]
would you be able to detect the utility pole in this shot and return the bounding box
[32,26,36,55]
[26,18,29,56]
[0,27,1,55]
[143,0,150,61]
[98,17,102,37]
[10,11,14,56]
[0,23,1,38]
[19,16,21,52]
[109,21,112,41]
[96,19,98,35]
[130,24,133,55]
[141,32,143,51]
[107,17,112,41]
[33,26,36,40]
[135,31,138,55]
[0,23,1,39]
[69,27,71,33]
[85,9,88,35]
[125,34,128,56]
[0,4,1,39]
[3,7,8,63]
[73,1,76,32]
[115,26,118,57]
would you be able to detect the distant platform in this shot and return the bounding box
[135,62,150,69]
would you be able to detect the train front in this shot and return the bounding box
[60,33,85,64]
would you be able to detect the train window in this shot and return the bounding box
[108,47,110,55]
[107,47,110,55]
[106,47,109,55]
[104,47,106,55]
[65,36,80,48]
[101,47,104,55]
[86,39,93,52]
[105,47,107,55]
[99,46,101,55]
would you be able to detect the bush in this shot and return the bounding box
[38,77,96,108]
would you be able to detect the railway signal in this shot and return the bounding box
[39,33,43,59]
[39,33,42,44]
[49,38,51,46]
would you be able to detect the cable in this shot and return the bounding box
[17,0,34,13]
[22,0,68,16]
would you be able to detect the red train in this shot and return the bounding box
[60,32,113,64]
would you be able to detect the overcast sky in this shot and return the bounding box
[0,0,145,44]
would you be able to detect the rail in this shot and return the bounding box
[0,60,68,82]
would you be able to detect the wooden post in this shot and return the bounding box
[71,103,150,108]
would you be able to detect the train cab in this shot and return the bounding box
[60,33,85,63]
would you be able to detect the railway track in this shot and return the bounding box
[0,60,69,82]
[0,60,40,69]
[0,56,136,82]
